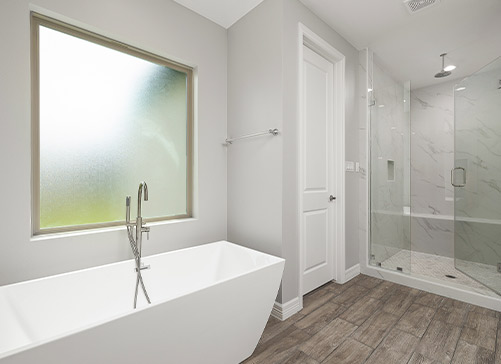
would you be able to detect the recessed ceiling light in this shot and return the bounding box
[378,105,385,108]
[444,65,456,71]
[455,87,466,91]
[368,88,373,92]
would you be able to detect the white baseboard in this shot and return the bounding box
[271,297,301,321]
[343,264,361,283]
[273,265,361,322]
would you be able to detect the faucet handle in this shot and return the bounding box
[142,225,150,240]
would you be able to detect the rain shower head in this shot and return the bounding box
[404,0,440,14]
[435,70,452,78]
[435,53,452,78]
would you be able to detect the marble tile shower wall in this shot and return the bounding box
[410,80,456,258]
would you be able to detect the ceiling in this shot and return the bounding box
[299,0,501,89]
[174,0,501,89]
[173,0,265,28]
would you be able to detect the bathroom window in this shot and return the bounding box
[31,13,193,235]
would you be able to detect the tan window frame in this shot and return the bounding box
[31,12,194,235]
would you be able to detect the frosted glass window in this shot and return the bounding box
[32,14,193,234]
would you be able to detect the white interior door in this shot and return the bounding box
[301,45,336,295]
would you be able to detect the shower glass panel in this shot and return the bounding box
[454,57,501,295]
[369,59,411,273]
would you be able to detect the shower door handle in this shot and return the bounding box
[451,167,466,187]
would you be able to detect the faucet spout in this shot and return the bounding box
[137,181,148,217]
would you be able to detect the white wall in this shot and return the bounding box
[227,0,360,305]
[0,0,227,285]
[227,0,283,259]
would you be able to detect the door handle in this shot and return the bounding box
[451,167,466,187]
[329,195,336,202]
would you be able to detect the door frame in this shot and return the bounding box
[298,23,346,306]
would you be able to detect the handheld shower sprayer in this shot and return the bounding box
[126,196,131,224]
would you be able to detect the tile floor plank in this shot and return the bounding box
[259,314,304,345]
[414,291,444,309]
[299,318,358,362]
[414,319,462,363]
[301,287,336,315]
[243,326,310,364]
[381,286,419,317]
[326,281,350,297]
[364,328,419,364]
[351,310,400,348]
[294,302,346,335]
[433,305,469,327]
[281,350,319,364]
[460,312,498,351]
[339,297,383,326]
[451,340,495,364]
[440,297,470,311]
[407,352,442,364]
[349,274,383,289]
[395,303,436,337]
[332,284,369,306]
[366,280,398,302]
[322,338,373,364]
[469,306,501,318]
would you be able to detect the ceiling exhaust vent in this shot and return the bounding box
[403,0,440,14]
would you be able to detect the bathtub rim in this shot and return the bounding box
[0,240,284,360]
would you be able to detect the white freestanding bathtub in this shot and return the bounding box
[0,241,284,364]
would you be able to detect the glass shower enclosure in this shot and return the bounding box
[369,59,411,273]
[368,53,501,297]
[454,57,501,295]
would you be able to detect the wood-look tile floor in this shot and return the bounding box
[243,275,501,364]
